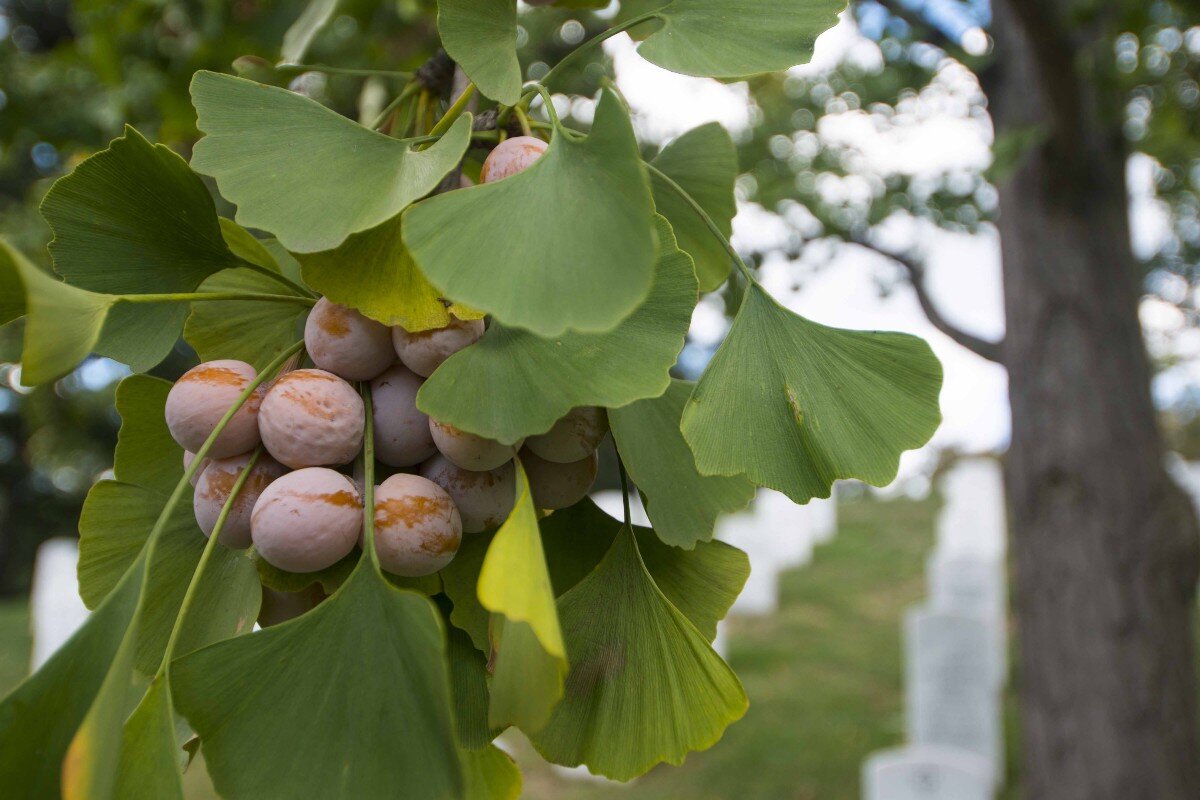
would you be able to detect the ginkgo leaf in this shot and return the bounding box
[112,678,184,800]
[0,560,144,798]
[540,499,748,641]
[295,215,483,331]
[172,563,464,800]
[0,239,113,385]
[477,462,566,732]
[437,0,522,106]
[184,269,308,370]
[682,284,943,502]
[417,215,695,444]
[41,126,238,295]
[530,528,748,781]
[189,72,473,253]
[650,123,738,292]
[404,89,657,337]
[462,745,522,800]
[611,379,755,548]
[439,530,494,653]
[111,376,183,496]
[636,0,846,79]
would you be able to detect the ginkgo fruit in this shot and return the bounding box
[392,316,485,378]
[525,406,609,463]
[481,135,548,183]
[258,369,365,468]
[371,473,462,577]
[429,418,520,472]
[370,365,437,468]
[183,451,211,487]
[522,448,598,510]
[251,467,362,573]
[193,452,288,548]
[420,454,516,534]
[165,360,264,458]
[304,297,395,381]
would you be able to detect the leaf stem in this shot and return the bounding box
[277,63,414,79]
[369,81,421,131]
[514,106,534,138]
[617,453,633,530]
[644,162,755,283]
[427,83,476,139]
[359,383,380,571]
[118,292,316,306]
[157,448,264,676]
[538,10,662,90]
[234,258,318,299]
[533,85,563,131]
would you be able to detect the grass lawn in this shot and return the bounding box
[0,494,1023,798]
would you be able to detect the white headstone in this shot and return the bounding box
[905,606,1004,779]
[863,745,993,800]
[926,554,1008,685]
[29,538,91,670]
[935,459,1006,558]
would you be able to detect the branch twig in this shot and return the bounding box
[850,237,1004,363]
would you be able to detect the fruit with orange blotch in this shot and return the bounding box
[165,360,264,458]
[392,316,485,378]
[370,473,462,577]
[193,453,288,549]
[258,369,365,468]
[304,297,395,381]
[420,454,515,534]
[251,467,363,573]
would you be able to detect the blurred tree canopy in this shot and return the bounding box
[0,0,1197,594]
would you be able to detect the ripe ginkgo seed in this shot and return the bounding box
[429,418,520,472]
[481,136,548,183]
[165,360,264,458]
[521,448,598,510]
[193,453,288,549]
[258,369,365,469]
[371,365,437,468]
[371,473,462,577]
[524,406,609,464]
[392,317,485,378]
[304,298,395,381]
[251,467,362,573]
[420,454,515,534]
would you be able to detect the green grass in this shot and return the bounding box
[0,495,1016,799]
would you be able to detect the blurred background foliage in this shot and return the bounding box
[0,0,1198,595]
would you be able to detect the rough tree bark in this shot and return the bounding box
[986,1,1200,796]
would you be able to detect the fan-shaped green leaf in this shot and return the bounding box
[113,678,184,800]
[295,215,483,331]
[0,560,144,799]
[172,564,464,800]
[184,269,308,370]
[530,528,747,780]
[189,71,474,252]
[651,123,738,292]
[112,375,183,496]
[463,745,522,800]
[611,379,755,547]
[0,239,113,385]
[637,0,846,79]
[477,461,567,731]
[404,89,656,336]
[41,126,237,294]
[540,499,748,640]
[437,0,522,106]
[682,284,943,502]
[418,215,694,444]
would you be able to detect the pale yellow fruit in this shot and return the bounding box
[420,454,515,534]
[193,453,288,549]
[304,298,396,381]
[429,418,520,472]
[525,406,609,463]
[522,448,598,510]
[251,468,362,573]
[258,369,365,468]
[392,317,485,378]
[165,360,263,458]
[371,365,437,468]
[371,473,462,577]
[481,135,548,183]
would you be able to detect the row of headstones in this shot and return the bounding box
[864,458,1009,800]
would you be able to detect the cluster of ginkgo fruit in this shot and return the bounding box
[162,136,609,623]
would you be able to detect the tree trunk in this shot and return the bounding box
[987,2,1200,797]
